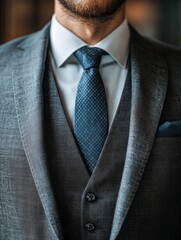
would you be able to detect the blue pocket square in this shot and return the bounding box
[157,120,181,137]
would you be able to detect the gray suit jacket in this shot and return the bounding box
[0,23,181,240]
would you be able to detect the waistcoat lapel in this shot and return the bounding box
[12,23,62,240]
[110,28,169,240]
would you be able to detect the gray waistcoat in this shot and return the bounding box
[43,56,131,240]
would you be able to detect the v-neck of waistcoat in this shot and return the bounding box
[45,54,131,182]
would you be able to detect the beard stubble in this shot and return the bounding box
[57,0,126,20]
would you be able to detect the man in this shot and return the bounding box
[0,0,181,239]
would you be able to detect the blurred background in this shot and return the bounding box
[0,0,181,47]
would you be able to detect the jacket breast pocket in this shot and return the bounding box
[151,136,181,161]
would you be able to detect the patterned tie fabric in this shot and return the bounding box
[74,47,109,173]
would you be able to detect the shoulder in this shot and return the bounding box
[130,26,181,102]
[0,33,35,65]
[146,37,181,69]
[0,23,50,66]
[145,37,181,89]
[0,22,50,99]
[130,26,181,64]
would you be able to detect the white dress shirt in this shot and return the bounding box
[50,15,130,130]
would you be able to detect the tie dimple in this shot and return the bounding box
[74,47,109,173]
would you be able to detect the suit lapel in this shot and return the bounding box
[110,28,168,240]
[12,23,62,240]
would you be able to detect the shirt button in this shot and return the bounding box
[85,223,95,232]
[86,193,96,202]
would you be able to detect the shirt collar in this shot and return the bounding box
[50,15,130,68]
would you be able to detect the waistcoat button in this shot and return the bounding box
[85,223,95,231]
[86,193,96,202]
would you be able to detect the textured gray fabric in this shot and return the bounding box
[43,55,131,240]
[0,22,181,240]
[110,29,181,240]
[0,25,62,240]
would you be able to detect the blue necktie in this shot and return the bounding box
[74,47,108,173]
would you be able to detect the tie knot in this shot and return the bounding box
[74,47,107,70]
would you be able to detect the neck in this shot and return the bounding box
[55,1,126,45]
